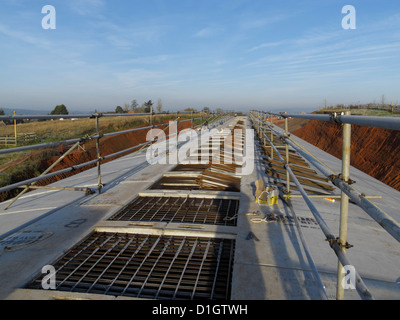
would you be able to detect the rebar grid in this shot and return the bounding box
[108,196,238,226]
[26,232,235,300]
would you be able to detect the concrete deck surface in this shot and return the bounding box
[1,116,399,300]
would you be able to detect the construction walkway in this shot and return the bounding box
[0,116,399,300]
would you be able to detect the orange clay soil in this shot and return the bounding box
[0,120,191,202]
[37,120,192,185]
[291,119,400,192]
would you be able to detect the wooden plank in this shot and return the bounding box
[265,168,335,192]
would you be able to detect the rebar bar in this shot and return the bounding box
[30,233,234,300]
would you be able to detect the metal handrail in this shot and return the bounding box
[262,113,400,243]
[254,108,400,300]
[0,113,224,208]
[261,109,400,298]
[250,112,374,300]
[270,112,400,131]
[0,111,196,121]
[0,119,203,156]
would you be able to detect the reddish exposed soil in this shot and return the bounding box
[0,120,192,202]
[37,120,192,185]
[291,119,400,191]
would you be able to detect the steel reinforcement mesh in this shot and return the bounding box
[26,232,235,300]
[108,196,239,226]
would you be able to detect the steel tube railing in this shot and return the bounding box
[0,137,89,155]
[0,125,156,155]
[330,176,400,243]
[0,139,155,195]
[251,112,374,300]
[251,114,329,299]
[2,141,82,210]
[0,119,195,156]
[0,157,99,194]
[279,113,332,122]
[336,114,400,130]
[0,112,204,121]
[275,112,400,131]
[337,110,351,300]
[263,117,400,243]
[102,141,152,161]
[0,112,166,121]
[0,114,223,202]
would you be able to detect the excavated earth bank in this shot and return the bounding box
[290,119,400,192]
[0,121,191,202]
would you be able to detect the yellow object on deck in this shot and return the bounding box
[256,187,279,206]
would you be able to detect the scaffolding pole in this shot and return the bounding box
[285,117,290,195]
[95,115,103,194]
[251,113,374,300]
[264,118,400,243]
[274,112,400,131]
[337,111,351,300]
[3,141,82,210]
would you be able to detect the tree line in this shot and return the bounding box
[0,101,224,122]
[115,99,161,114]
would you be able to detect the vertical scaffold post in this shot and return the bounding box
[150,106,154,142]
[262,112,266,147]
[14,111,17,146]
[336,110,351,300]
[285,116,290,195]
[95,114,103,194]
[270,112,274,160]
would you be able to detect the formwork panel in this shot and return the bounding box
[25,232,235,300]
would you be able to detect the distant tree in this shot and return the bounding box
[131,99,139,112]
[50,104,69,115]
[0,109,4,115]
[123,103,130,113]
[202,107,210,114]
[216,108,224,115]
[143,100,153,113]
[156,99,163,113]
[115,106,124,113]
[184,108,197,112]
[136,103,145,113]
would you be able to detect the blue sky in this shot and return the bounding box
[0,0,400,113]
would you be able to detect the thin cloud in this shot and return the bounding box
[0,23,51,48]
[116,55,176,65]
[241,16,283,29]
[240,12,297,30]
[114,68,180,89]
[247,40,287,53]
[93,20,167,49]
[69,0,106,16]
[193,26,222,38]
